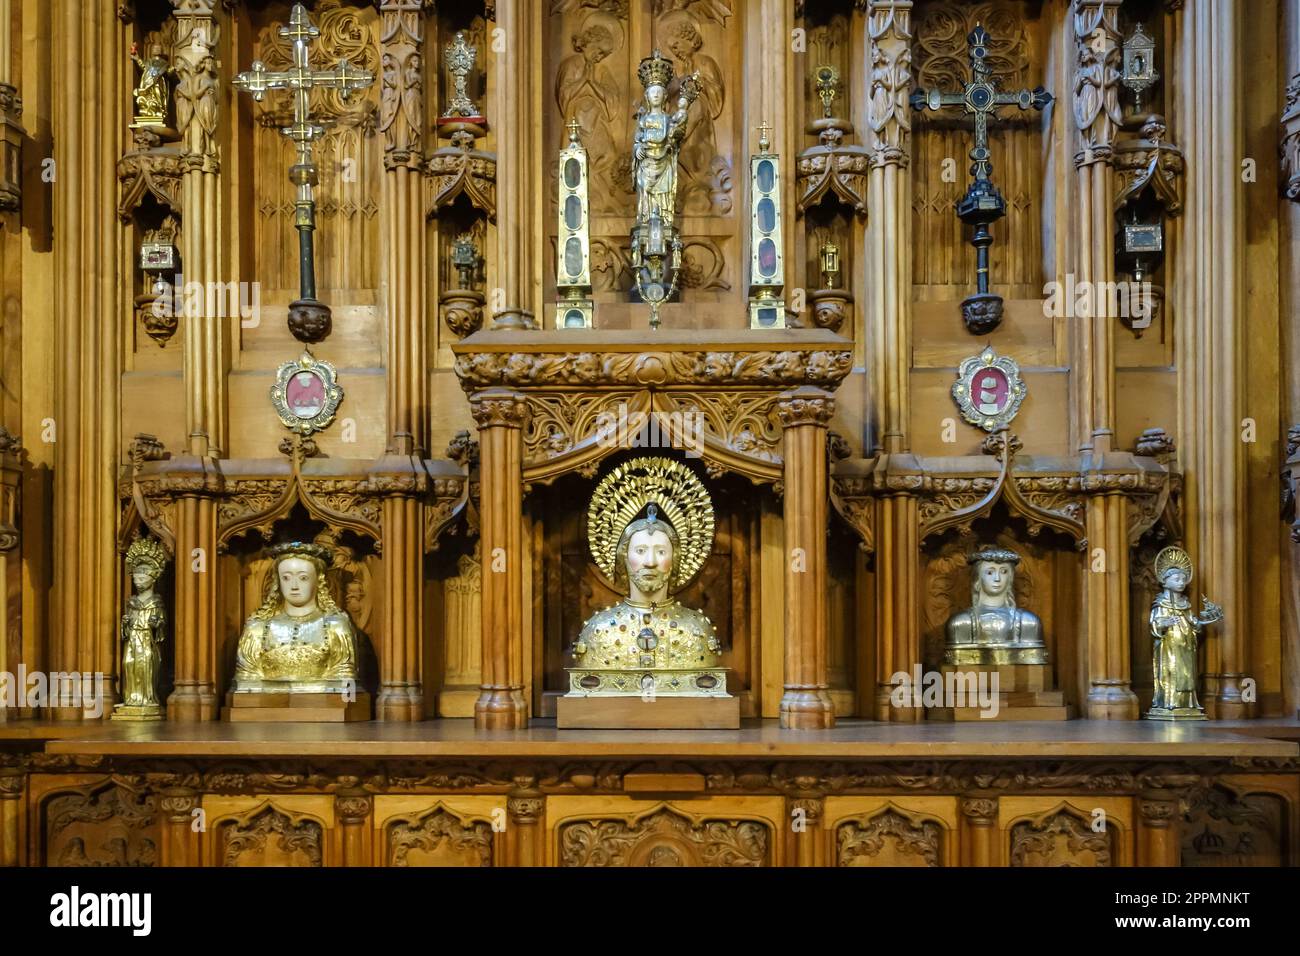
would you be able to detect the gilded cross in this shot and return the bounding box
[756,120,772,154]
[908,24,1052,334]
[233,3,373,311]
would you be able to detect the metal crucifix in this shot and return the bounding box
[910,24,1052,334]
[234,3,374,344]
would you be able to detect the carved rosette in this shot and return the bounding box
[1072,0,1124,166]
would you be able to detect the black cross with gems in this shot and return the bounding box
[234,3,373,343]
[910,24,1052,334]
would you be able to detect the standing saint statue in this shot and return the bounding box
[113,536,169,721]
[130,42,172,126]
[632,50,698,227]
[1146,546,1222,720]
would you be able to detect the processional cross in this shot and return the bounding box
[233,3,374,344]
[910,24,1052,334]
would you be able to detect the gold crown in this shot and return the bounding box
[637,49,674,89]
[125,535,168,576]
[267,541,334,568]
[1154,545,1193,582]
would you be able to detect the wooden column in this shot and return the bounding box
[168,478,219,721]
[336,792,372,867]
[0,770,23,867]
[488,0,540,330]
[158,787,200,867]
[374,1,431,722]
[1137,791,1180,866]
[875,495,921,720]
[790,795,825,867]
[376,491,424,720]
[471,388,529,729]
[507,786,543,867]
[959,795,998,867]
[863,2,922,721]
[172,0,226,458]
[777,387,835,729]
[1073,0,1137,719]
[50,0,122,718]
[1281,0,1300,718]
[1172,0,1250,718]
[163,0,225,722]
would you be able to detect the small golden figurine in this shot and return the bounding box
[1146,545,1222,720]
[944,547,1048,665]
[113,536,169,721]
[130,42,172,128]
[232,542,358,694]
[567,457,725,697]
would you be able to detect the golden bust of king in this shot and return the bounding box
[232,542,358,694]
[568,457,726,697]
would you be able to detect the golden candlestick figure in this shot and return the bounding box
[1145,546,1222,720]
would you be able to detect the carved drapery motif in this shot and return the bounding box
[836,808,943,866]
[1281,75,1300,201]
[1072,0,1124,163]
[558,806,769,867]
[378,0,429,167]
[866,0,913,164]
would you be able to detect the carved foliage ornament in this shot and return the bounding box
[559,806,768,867]
[951,346,1026,432]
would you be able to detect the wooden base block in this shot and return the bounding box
[940,663,1050,692]
[928,704,1075,721]
[556,695,740,729]
[222,691,371,723]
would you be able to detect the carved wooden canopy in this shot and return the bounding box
[452,328,855,486]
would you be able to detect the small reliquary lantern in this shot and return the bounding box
[555,117,594,329]
[951,346,1027,433]
[271,351,344,437]
[748,121,785,329]
[1121,23,1159,115]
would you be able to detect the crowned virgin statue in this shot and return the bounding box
[113,536,169,720]
[631,49,697,228]
[232,542,358,694]
[567,456,725,697]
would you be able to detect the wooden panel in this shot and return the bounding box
[999,796,1134,867]
[825,797,959,867]
[545,796,784,867]
[374,796,502,867]
[202,795,334,867]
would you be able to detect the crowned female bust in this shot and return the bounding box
[232,542,358,694]
[568,457,725,697]
[943,547,1048,666]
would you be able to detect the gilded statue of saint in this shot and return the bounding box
[1146,546,1222,720]
[944,547,1048,666]
[632,50,698,228]
[232,542,358,693]
[113,536,169,720]
[130,42,171,125]
[568,457,725,697]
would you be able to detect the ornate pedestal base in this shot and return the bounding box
[222,691,371,723]
[1144,707,1207,721]
[556,694,739,729]
[111,704,163,722]
[926,664,1072,721]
